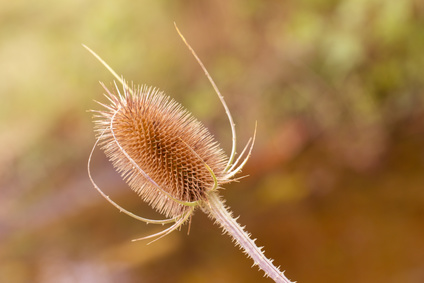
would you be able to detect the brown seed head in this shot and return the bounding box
[94,83,229,218]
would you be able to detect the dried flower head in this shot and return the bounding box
[86,24,293,283]
[94,83,229,218]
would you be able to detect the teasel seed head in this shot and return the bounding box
[94,83,229,218]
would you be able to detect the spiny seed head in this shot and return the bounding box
[93,83,229,218]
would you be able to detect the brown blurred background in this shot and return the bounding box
[1,1,424,282]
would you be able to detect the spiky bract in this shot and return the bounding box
[93,84,228,218]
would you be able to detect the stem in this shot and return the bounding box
[202,192,294,283]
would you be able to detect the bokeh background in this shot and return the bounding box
[1,0,424,282]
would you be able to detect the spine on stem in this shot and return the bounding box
[202,192,294,283]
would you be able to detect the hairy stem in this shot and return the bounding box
[202,192,294,283]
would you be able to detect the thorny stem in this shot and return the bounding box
[203,192,294,283]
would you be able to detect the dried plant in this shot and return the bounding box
[86,24,294,283]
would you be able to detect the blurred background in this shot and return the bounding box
[1,0,424,282]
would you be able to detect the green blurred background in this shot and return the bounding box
[1,0,424,282]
